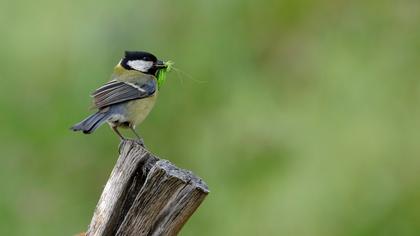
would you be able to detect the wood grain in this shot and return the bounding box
[85,140,209,236]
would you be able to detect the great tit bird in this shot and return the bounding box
[71,51,168,143]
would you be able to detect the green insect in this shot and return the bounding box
[156,60,174,89]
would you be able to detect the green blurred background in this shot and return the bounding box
[1,0,420,235]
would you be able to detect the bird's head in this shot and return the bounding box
[120,51,166,75]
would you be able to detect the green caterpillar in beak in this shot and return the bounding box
[156,61,174,89]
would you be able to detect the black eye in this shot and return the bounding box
[143,56,148,60]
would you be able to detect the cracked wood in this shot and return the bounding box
[85,140,209,236]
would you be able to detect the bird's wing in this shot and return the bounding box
[91,78,156,109]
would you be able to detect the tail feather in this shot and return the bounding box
[71,111,110,134]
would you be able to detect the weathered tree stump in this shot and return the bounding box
[82,140,209,236]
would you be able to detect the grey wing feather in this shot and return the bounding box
[91,79,156,109]
[91,80,120,96]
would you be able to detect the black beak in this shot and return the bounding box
[155,60,166,68]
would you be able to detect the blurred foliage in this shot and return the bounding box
[0,0,420,235]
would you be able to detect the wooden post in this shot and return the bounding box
[82,140,209,236]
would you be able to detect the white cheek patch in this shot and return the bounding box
[127,60,153,72]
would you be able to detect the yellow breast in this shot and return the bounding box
[125,91,158,128]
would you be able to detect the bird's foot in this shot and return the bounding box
[118,138,127,154]
[118,138,145,154]
[129,127,145,148]
[134,137,145,148]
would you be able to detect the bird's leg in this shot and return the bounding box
[112,126,125,140]
[130,126,145,147]
[112,126,127,153]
